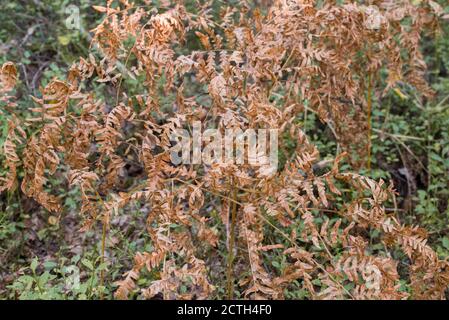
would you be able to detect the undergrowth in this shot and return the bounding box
[1,0,449,300]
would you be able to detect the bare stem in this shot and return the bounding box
[226,177,238,299]
[366,73,373,171]
[99,218,107,300]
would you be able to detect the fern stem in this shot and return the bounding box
[366,73,373,171]
[226,177,238,299]
[99,218,107,300]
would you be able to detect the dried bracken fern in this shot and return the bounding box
[1,0,448,300]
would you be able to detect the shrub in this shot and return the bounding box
[1,0,449,299]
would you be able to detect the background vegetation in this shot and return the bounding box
[1,0,449,299]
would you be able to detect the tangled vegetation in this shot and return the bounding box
[1,0,449,300]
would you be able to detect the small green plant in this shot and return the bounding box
[8,255,108,300]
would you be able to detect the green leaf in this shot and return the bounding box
[442,237,449,250]
[58,35,71,46]
[30,258,39,273]
[97,262,108,271]
[43,261,57,270]
[81,259,94,271]
[430,153,444,163]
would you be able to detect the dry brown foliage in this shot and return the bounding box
[1,0,449,300]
